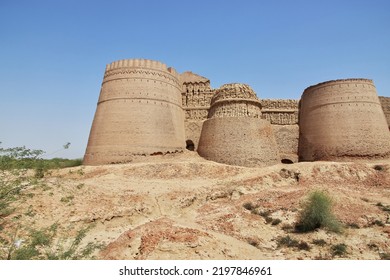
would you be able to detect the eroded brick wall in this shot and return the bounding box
[84,59,185,165]
[299,79,390,161]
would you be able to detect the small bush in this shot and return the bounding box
[247,238,259,247]
[331,243,347,257]
[295,190,342,233]
[376,202,390,213]
[243,202,255,211]
[60,195,74,204]
[373,220,385,227]
[281,224,294,232]
[312,239,327,246]
[271,218,282,226]
[379,252,390,260]
[277,235,299,248]
[9,224,100,260]
[277,236,310,251]
[347,223,360,229]
[314,253,332,260]
[297,241,311,251]
[34,167,45,179]
[30,229,53,247]
[367,243,378,251]
[12,246,40,260]
[258,210,272,218]
[373,165,386,171]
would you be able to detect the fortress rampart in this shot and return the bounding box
[208,84,262,119]
[84,59,185,165]
[261,99,299,125]
[298,79,390,161]
[180,72,214,151]
[84,58,390,166]
[197,84,280,167]
[379,96,390,129]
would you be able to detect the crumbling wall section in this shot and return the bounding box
[261,99,299,163]
[180,72,214,150]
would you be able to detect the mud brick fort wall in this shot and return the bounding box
[260,99,299,163]
[84,59,185,165]
[379,96,390,129]
[299,79,390,161]
[84,58,390,166]
[197,83,280,167]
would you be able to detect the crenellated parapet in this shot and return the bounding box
[261,99,299,125]
[211,83,260,104]
[208,83,262,119]
[85,58,390,167]
[180,71,214,121]
[261,99,299,110]
[197,83,280,167]
[103,59,181,93]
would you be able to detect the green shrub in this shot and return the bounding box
[295,190,342,233]
[347,223,360,229]
[246,238,259,247]
[8,224,101,260]
[271,218,282,226]
[0,143,82,171]
[376,202,390,213]
[277,235,299,248]
[331,243,347,257]
[367,243,378,251]
[258,209,272,218]
[12,246,40,260]
[373,165,386,171]
[60,195,74,204]
[373,220,385,227]
[379,252,390,260]
[277,235,310,251]
[297,241,311,251]
[281,224,294,232]
[312,239,327,246]
[243,202,255,211]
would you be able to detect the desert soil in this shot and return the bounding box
[3,151,390,259]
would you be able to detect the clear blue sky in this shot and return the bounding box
[1,0,389,159]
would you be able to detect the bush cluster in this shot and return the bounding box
[295,190,342,233]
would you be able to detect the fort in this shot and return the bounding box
[84,58,390,166]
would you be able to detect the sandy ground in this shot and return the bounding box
[3,151,390,259]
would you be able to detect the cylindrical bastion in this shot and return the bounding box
[84,59,185,165]
[298,78,390,161]
[197,83,280,167]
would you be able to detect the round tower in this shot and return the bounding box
[84,59,185,165]
[298,78,390,161]
[197,83,280,167]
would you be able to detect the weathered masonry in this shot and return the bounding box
[84,59,390,166]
